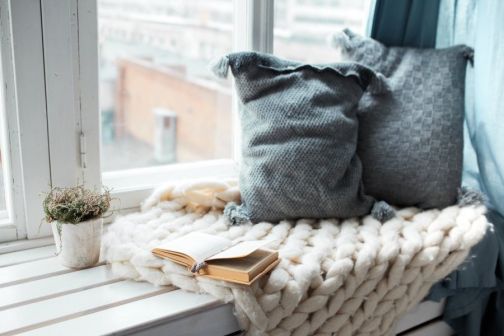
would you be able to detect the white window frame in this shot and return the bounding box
[0,0,53,242]
[1,0,371,243]
[38,0,275,214]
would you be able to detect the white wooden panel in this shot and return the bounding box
[0,0,26,240]
[0,264,120,310]
[77,0,101,187]
[41,0,82,187]
[0,225,17,243]
[395,300,445,334]
[399,320,454,336]
[0,280,170,335]
[8,0,52,239]
[128,303,240,336]
[18,290,238,336]
[0,257,70,287]
[0,245,55,267]
[0,1,16,238]
[0,237,54,255]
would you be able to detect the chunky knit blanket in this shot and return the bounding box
[102,180,489,336]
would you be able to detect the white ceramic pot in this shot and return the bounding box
[51,218,102,269]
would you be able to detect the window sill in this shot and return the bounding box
[104,159,238,211]
[0,244,451,335]
[0,237,54,254]
[0,246,240,335]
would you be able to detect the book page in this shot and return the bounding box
[156,232,232,263]
[207,240,272,261]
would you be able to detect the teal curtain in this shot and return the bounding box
[437,0,504,220]
[434,1,504,335]
[371,1,504,335]
[370,0,441,47]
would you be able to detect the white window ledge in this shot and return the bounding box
[0,246,240,336]
[0,246,452,336]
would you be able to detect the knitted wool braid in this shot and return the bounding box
[102,179,489,336]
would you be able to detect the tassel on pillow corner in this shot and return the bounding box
[209,55,230,79]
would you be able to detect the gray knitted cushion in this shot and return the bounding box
[332,29,473,209]
[211,51,389,223]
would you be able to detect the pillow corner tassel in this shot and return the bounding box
[209,55,230,79]
[224,202,250,226]
[371,200,396,223]
[463,47,474,67]
[328,28,357,51]
[457,187,486,207]
[368,72,391,95]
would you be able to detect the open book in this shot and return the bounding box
[152,232,279,285]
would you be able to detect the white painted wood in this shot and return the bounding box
[0,245,55,267]
[399,320,454,336]
[0,14,16,240]
[5,0,52,239]
[0,246,447,336]
[0,0,22,240]
[0,280,171,335]
[110,302,239,336]
[0,237,54,255]
[77,0,101,188]
[0,257,71,288]
[0,224,17,243]
[0,264,120,311]
[395,300,446,334]
[234,0,274,53]
[41,0,102,190]
[41,0,83,188]
[18,290,239,336]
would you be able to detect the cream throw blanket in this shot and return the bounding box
[102,179,489,336]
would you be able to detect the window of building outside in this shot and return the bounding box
[98,0,234,173]
[274,0,371,62]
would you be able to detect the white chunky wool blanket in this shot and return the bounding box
[102,179,489,336]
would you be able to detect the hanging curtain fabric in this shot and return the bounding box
[435,1,504,335]
[437,0,504,219]
[371,0,504,335]
[370,0,441,47]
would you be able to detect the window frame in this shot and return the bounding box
[40,0,276,215]
[1,0,372,243]
[0,0,53,241]
[0,0,276,243]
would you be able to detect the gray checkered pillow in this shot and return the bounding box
[211,51,390,223]
[332,29,473,209]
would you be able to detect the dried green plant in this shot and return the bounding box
[43,186,111,225]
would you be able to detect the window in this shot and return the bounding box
[0,0,372,243]
[274,0,372,62]
[97,0,235,173]
[0,1,52,241]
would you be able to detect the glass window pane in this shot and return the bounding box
[274,0,372,63]
[98,0,234,173]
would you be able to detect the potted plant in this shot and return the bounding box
[43,186,111,269]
